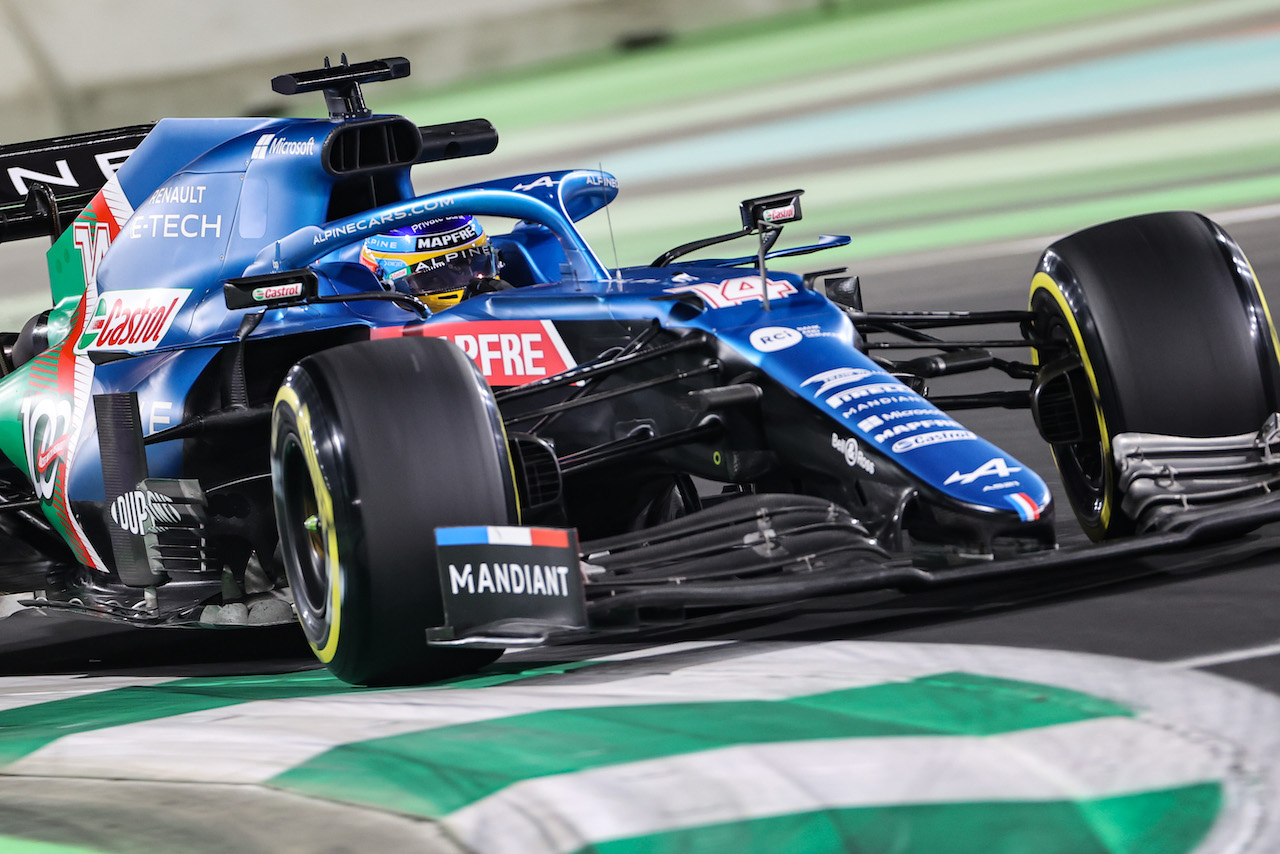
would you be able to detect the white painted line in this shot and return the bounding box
[1215,203,1280,226]
[1162,640,1280,671]
[853,235,1054,274]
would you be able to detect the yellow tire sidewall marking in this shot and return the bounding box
[499,418,521,526]
[274,384,343,663]
[1030,271,1115,533]
[1245,259,1280,369]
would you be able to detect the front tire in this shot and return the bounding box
[271,337,517,685]
[1030,211,1280,539]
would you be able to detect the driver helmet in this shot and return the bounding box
[359,215,497,312]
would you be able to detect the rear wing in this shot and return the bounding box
[0,124,153,243]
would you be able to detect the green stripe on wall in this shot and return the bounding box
[579,783,1220,854]
[271,672,1132,817]
[0,840,107,854]
[382,0,1180,132]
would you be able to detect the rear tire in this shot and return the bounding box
[271,337,517,685]
[1030,211,1280,540]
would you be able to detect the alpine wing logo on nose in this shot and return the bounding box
[945,457,1022,486]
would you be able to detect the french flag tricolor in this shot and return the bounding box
[436,526,572,548]
[1004,493,1042,522]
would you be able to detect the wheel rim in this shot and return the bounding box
[1057,435,1106,525]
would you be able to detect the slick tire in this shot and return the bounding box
[1029,211,1280,540]
[271,337,517,685]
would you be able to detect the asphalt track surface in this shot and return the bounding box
[0,1,1279,851]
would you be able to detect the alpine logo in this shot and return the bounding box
[944,457,1023,486]
[513,175,558,192]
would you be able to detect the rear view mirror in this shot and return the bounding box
[740,190,803,230]
[224,269,317,310]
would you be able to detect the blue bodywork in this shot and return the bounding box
[26,110,1050,574]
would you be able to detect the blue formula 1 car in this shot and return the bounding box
[1,58,1279,685]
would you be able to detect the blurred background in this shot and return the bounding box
[2,0,1279,323]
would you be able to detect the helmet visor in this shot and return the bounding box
[399,243,497,296]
